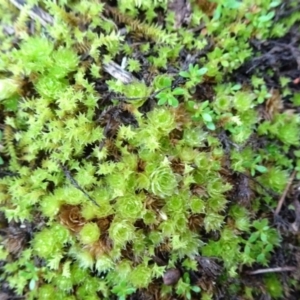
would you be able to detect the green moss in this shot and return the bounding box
[0,0,295,298]
[79,223,101,245]
[264,274,284,298]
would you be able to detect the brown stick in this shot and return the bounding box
[274,169,296,216]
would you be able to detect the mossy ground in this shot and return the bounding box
[0,0,300,299]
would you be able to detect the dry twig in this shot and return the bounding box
[9,0,54,27]
[59,163,100,208]
[247,266,296,275]
[275,169,296,216]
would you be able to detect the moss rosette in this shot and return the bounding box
[149,164,178,198]
[79,223,101,245]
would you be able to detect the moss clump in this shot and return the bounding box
[0,0,299,299]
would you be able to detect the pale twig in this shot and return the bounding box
[275,169,296,216]
[9,0,54,27]
[247,266,296,275]
[103,61,137,84]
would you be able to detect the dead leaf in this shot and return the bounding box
[195,0,217,17]
[264,89,283,120]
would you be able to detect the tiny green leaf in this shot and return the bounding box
[191,286,201,293]
[255,165,267,173]
[202,113,213,122]
[158,98,168,105]
[197,67,208,75]
[172,88,185,95]
[206,122,216,131]
[179,71,190,78]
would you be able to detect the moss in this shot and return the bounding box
[0,0,298,299]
